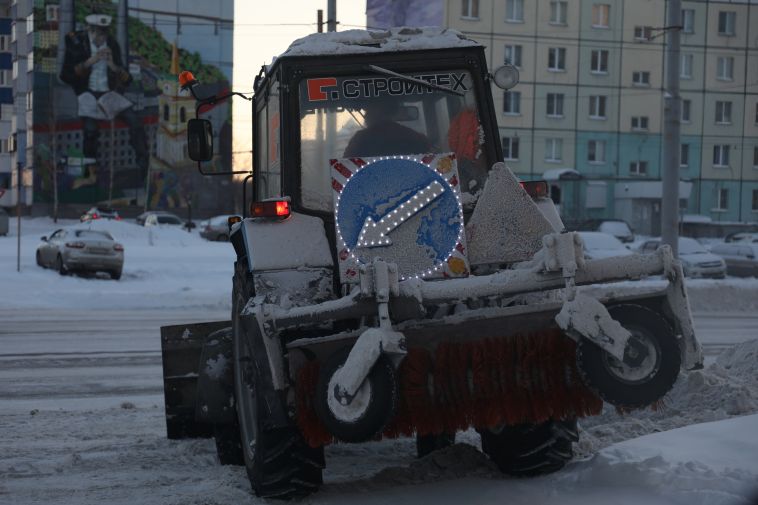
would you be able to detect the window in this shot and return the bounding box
[461,0,479,19]
[715,101,732,124]
[591,49,609,73]
[0,70,8,86]
[12,59,17,79]
[546,93,564,117]
[631,116,649,130]
[680,144,689,167]
[681,54,693,79]
[545,138,563,162]
[634,26,653,41]
[755,103,758,124]
[0,35,5,51]
[592,4,610,28]
[504,44,522,67]
[550,1,567,25]
[589,95,607,119]
[548,47,566,71]
[27,51,33,72]
[588,140,606,163]
[715,188,729,211]
[506,0,524,22]
[713,145,730,167]
[632,71,650,86]
[718,11,735,36]
[10,21,15,42]
[26,13,33,34]
[682,9,695,34]
[681,99,691,122]
[752,189,758,211]
[46,4,59,21]
[26,92,32,111]
[630,161,648,175]
[753,146,758,167]
[503,91,521,114]
[716,56,734,81]
[502,136,520,160]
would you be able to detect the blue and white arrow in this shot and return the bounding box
[355,180,445,248]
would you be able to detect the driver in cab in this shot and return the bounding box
[344,100,432,158]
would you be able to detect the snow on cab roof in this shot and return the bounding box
[280,27,479,58]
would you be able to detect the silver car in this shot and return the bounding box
[36,229,124,280]
[710,242,758,277]
[638,237,726,278]
[199,214,237,241]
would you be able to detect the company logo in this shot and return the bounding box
[306,73,468,103]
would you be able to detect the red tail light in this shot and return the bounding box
[115,216,122,221]
[92,213,99,219]
[113,244,124,252]
[251,200,290,219]
[65,241,85,249]
[520,180,549,199]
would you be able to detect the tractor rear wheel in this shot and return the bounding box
[479,418,579,476]
[232,261,324,499]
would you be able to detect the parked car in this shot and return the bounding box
[724,232,758,243]
[199,215,238,241]
[637,237,726,278]
[137,211,184,227]
[576,219,634,243]
[0,207,8,236]
[578,232,634,260]
[80,205,121,222]
[36,228,124,279]
[710,242,758,277]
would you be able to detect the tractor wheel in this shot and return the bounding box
[315,346,398,443]
[232,261,323,499]
[56,255,68,276]
[479,418,579,476]
[213,423,244,466]
[416,432,455,458]
[576,304,681,410]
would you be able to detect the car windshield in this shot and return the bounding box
[157,216,181,224]
[75,230,113,240]
[298,70,490,212]
[581,233,626,250]
[679,237,707,254]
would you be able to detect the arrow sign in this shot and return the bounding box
[355,180,445,248]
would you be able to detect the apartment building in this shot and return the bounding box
[444,0,758,233]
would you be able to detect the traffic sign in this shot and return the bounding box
[331,153,468,280]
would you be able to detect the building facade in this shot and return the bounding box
[372,0,758,233]
[0,0,234,215]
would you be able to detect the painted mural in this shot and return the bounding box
[32,0,233,210]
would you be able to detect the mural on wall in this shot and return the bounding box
[32,0,233,210]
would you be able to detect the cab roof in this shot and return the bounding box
[279,27,480,59]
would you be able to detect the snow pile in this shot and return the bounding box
[577,339,758,458]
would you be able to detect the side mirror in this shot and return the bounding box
[187,118,214,161]
[41,236,48,242]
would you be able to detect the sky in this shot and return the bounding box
[231,1,367,165]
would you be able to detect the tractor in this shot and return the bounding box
[160,27,702,499]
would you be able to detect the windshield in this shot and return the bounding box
[679,237,707,254]
[75,230,113,240]
[580,232,625,250]
[299,70,490,212]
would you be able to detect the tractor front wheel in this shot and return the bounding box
[479,418,579,476]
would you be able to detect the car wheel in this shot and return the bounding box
[56,255,68,276]
[36,250,43,268]
[109,269,122,280]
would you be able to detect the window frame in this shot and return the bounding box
[587,139,606,163]
[503,90,522,115]
[505,0,524,22]
[682,9,695,34]
[681,99,692,122]
[717,11,736,36]
[591,4,610,28]
[716,56,734,81]
[713,144,730,168]
[502,136,520,160]
[545,138,563,162]
[632,71,651,86]
[589,95,607,120]
[715,100,732,125]
[549,0,568,25]
[633,26,653,41]
[680,143,690,168]
[631,116,649,131]
[629,160,648,175]
[548,47,567,72]
[680,54,693,79]
[461,0,480,20]
[504,44,523,68]
[715,188,729,211]
[546,92,565,118]
[590,49,609,74]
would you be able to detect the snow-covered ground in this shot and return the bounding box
[1,217,757,504]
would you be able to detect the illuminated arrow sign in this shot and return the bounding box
[355,180,445,248]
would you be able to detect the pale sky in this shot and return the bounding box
[231,1,367,164]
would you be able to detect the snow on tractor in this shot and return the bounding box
[160,28,703,499]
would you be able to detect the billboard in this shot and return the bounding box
[367,0,444,29]
[32,0,233,211]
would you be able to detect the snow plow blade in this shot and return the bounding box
[160,320,230,439]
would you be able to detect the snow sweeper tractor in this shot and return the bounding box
[160,27,703,499]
